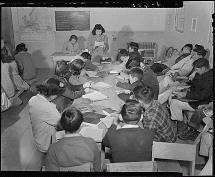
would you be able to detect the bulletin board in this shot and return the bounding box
[55,11,90,31]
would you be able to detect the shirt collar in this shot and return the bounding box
[116,124,139,130]
[63,133,82,138]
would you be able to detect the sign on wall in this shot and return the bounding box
[55,11,90,31]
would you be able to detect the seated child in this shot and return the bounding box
[128,42,142,62]
[15,43,37,83]
[52,60,86,112]
[117,67,146,101]
[117,56,159,100]
[68,59,89,91]
[102,99,154,163]
[45,107,101,171]
[80,52,99,71]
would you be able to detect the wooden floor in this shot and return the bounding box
[1,68,204,174]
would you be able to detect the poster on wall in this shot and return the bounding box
[17,7,53,41]
[55,11,90,31]
[191,17,197,33]
[174,7,185,33]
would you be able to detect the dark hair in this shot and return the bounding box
[15,43,28,55]
[80,52,91,60]
[119,49,129,56]
[36,78,65,97]
[60,107,83,133]
[55,60,70,77]
[126,56,141,69]
[194,44,204,50]
[181,44,193,52]
[193,58,210,69]
[194,49,207,57]
[68,59,86,76]
[121,99,142,123]
[69,35,78,41]
[92,24,105,35]
[129,42,139,50]
[129,67,143,81]
[133,86,154,104]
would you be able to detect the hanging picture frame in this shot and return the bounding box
[191,17,197,33]
[174,6,185,33]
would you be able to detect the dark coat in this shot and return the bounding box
[186,69,213,109]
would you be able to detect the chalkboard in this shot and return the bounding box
[55,11,90,31]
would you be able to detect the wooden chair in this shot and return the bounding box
[106,161,157,172]
[59,163,92,172]
[152,141,196,176]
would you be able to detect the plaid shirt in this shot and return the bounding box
[142,100,176,143]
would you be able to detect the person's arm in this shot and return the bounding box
[62,87,85,99]
[116,81,131,90]
[85,60,99,71]
[102,124,117,148]
[45,146,60,171]
[104,35,109,52]
[14,56,24,76]
[62,41,69,53]
[170,57,186,70]
[92,141,101,172]
[5,46,12,57]
[76,42,80,53]
[86,35,94,53]
[44,103,61,126]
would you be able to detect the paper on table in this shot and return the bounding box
[116,89,131,94]
[83,90,108,101]
[91,82,112,90]
[95,41,104,47]
[55,130,65,142]
[86,71,99,77]
[176,85,190,90]
[109,70,120,74]
[176,76,188,80]
[100,116,115,128]
[79,127,104,142]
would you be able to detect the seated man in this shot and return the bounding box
[45,107,101,171]
[158,46,207,105]
[117,56,159,100]
[178,102,213,140]
[150,44,193,74]
[102,99,154,163]
[133,86,176,143]
[169,58,213,136]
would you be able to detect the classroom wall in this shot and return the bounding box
[10,7,167,69]
[163,1,213,67]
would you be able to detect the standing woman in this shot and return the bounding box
[87,24,109,63]
[62,35,80,54]
[15,43,37,83]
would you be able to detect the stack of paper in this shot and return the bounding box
[83,90,108,101]
[86,71,99,77]
[79,127,104,142]
[91,82,112,90]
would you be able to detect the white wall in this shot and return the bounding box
[11,7,167,69]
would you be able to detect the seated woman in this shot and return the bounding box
[102,99,154,163]
[29,78,64,154]
[1,38,30,91]
[15,43,37,83]
[68,59,89,91]
[52,60,86,112]
[87,24,109,63]
[80,52,99,71]
[62,35,80,54]
[45,107,101,171]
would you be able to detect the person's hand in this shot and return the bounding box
[161,68,170,75]
[175,91,187,98]
[198,104,212,110]
[83,81,93,88]
[171,72,179,82]
[112,116,121,125]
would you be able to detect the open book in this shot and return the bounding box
[83,90,108,101]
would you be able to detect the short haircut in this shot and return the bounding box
[181,44,193,52]
[193,58,210,69]
[121,99,142,123]
[81,52,91,60]
[15,43,28,54]
[126,56,141,69]
[119,49,129,56]
[129,67,143,81]
[69,35,78,41]
[55,60,70,77]
[36,78,65,97]
[133,86,154,104]
[60,107,83,133]
[68,59,86,76]
[92,24,105,35]
[129,42,139,50]
[196,49,207,57]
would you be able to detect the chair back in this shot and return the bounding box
[152,141,196,175]
[60,162,92,172]
[193,117,213,145]
[106,161,157,172]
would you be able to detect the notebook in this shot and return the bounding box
[83,90,109,101]
[79,127,104,142]
[77,105,93,114]
[91,82,112,90]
